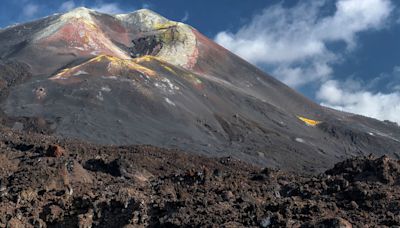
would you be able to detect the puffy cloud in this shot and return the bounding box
[273,59,333,88]
[92,3,124,14]
[22,3,39,18]
[316,0,393,44]
[215,0,393,87]
[317,80,400,124]
[215,0,399,124]
[59,1,76,12]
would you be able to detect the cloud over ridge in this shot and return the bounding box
[215,0,393,87]
[317,79,400,123]
[215,0,400,124]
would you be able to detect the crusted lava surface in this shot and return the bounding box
[1,126,399,227]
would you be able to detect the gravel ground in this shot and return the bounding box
[0,127,399,227]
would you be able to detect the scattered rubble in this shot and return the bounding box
[0,127,399,227]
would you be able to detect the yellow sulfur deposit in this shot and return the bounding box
[161,64,177,75]
[297,116,321,126]
[51,55,157,79]
[106,56,157,77]
[153,21,178,30]
[133,55,160,63]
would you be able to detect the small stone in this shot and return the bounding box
[35,87,47,100]
[130,211,140,224]
[260,216,271,228]
[0,181,6,192]
[317,218,352,228]
[350,201,358,209]
[45,205,64,223]
[364,201,373,209]
[31,218,46,228]
[337,218,352,228]
[7,218,24,228]
[19,188,37,203]
[261,167,274,177]
[223,191,234,201]
[68,161,93,184]
[78,209,94,228]
[251,173,267,181]
[213,169,222,177]
[47,145,66,158]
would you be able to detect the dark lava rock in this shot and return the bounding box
[0,127,400,227]
[326,155,400,184]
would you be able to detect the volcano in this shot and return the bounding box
[1,7,400,173]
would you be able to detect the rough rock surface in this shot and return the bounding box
[0,126,399,227]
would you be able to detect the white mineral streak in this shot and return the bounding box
[164,97,176,106]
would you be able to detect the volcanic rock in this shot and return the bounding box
[0,127,399,226]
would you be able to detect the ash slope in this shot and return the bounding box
[0,8,400,173]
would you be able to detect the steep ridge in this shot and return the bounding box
[33,8,129,61]
[0,8,399,173]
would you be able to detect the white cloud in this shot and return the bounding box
[93,3,124,14]
[366,66,400,92]
[317,80,400,124]
[215,0,393,87]
[215,0,400,123]
[23,3,39,18]
[273,59,334,88]
[59,1,76,12]
[142,3,151,9]
[181,11,189,22]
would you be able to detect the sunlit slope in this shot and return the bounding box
[1,8,399,173]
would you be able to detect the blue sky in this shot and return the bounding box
[1,0,400,123]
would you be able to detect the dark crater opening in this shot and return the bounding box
[129,25,180,58]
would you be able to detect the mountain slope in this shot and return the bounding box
[1,8,400,173]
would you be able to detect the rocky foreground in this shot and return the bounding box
[0,127,399,227]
